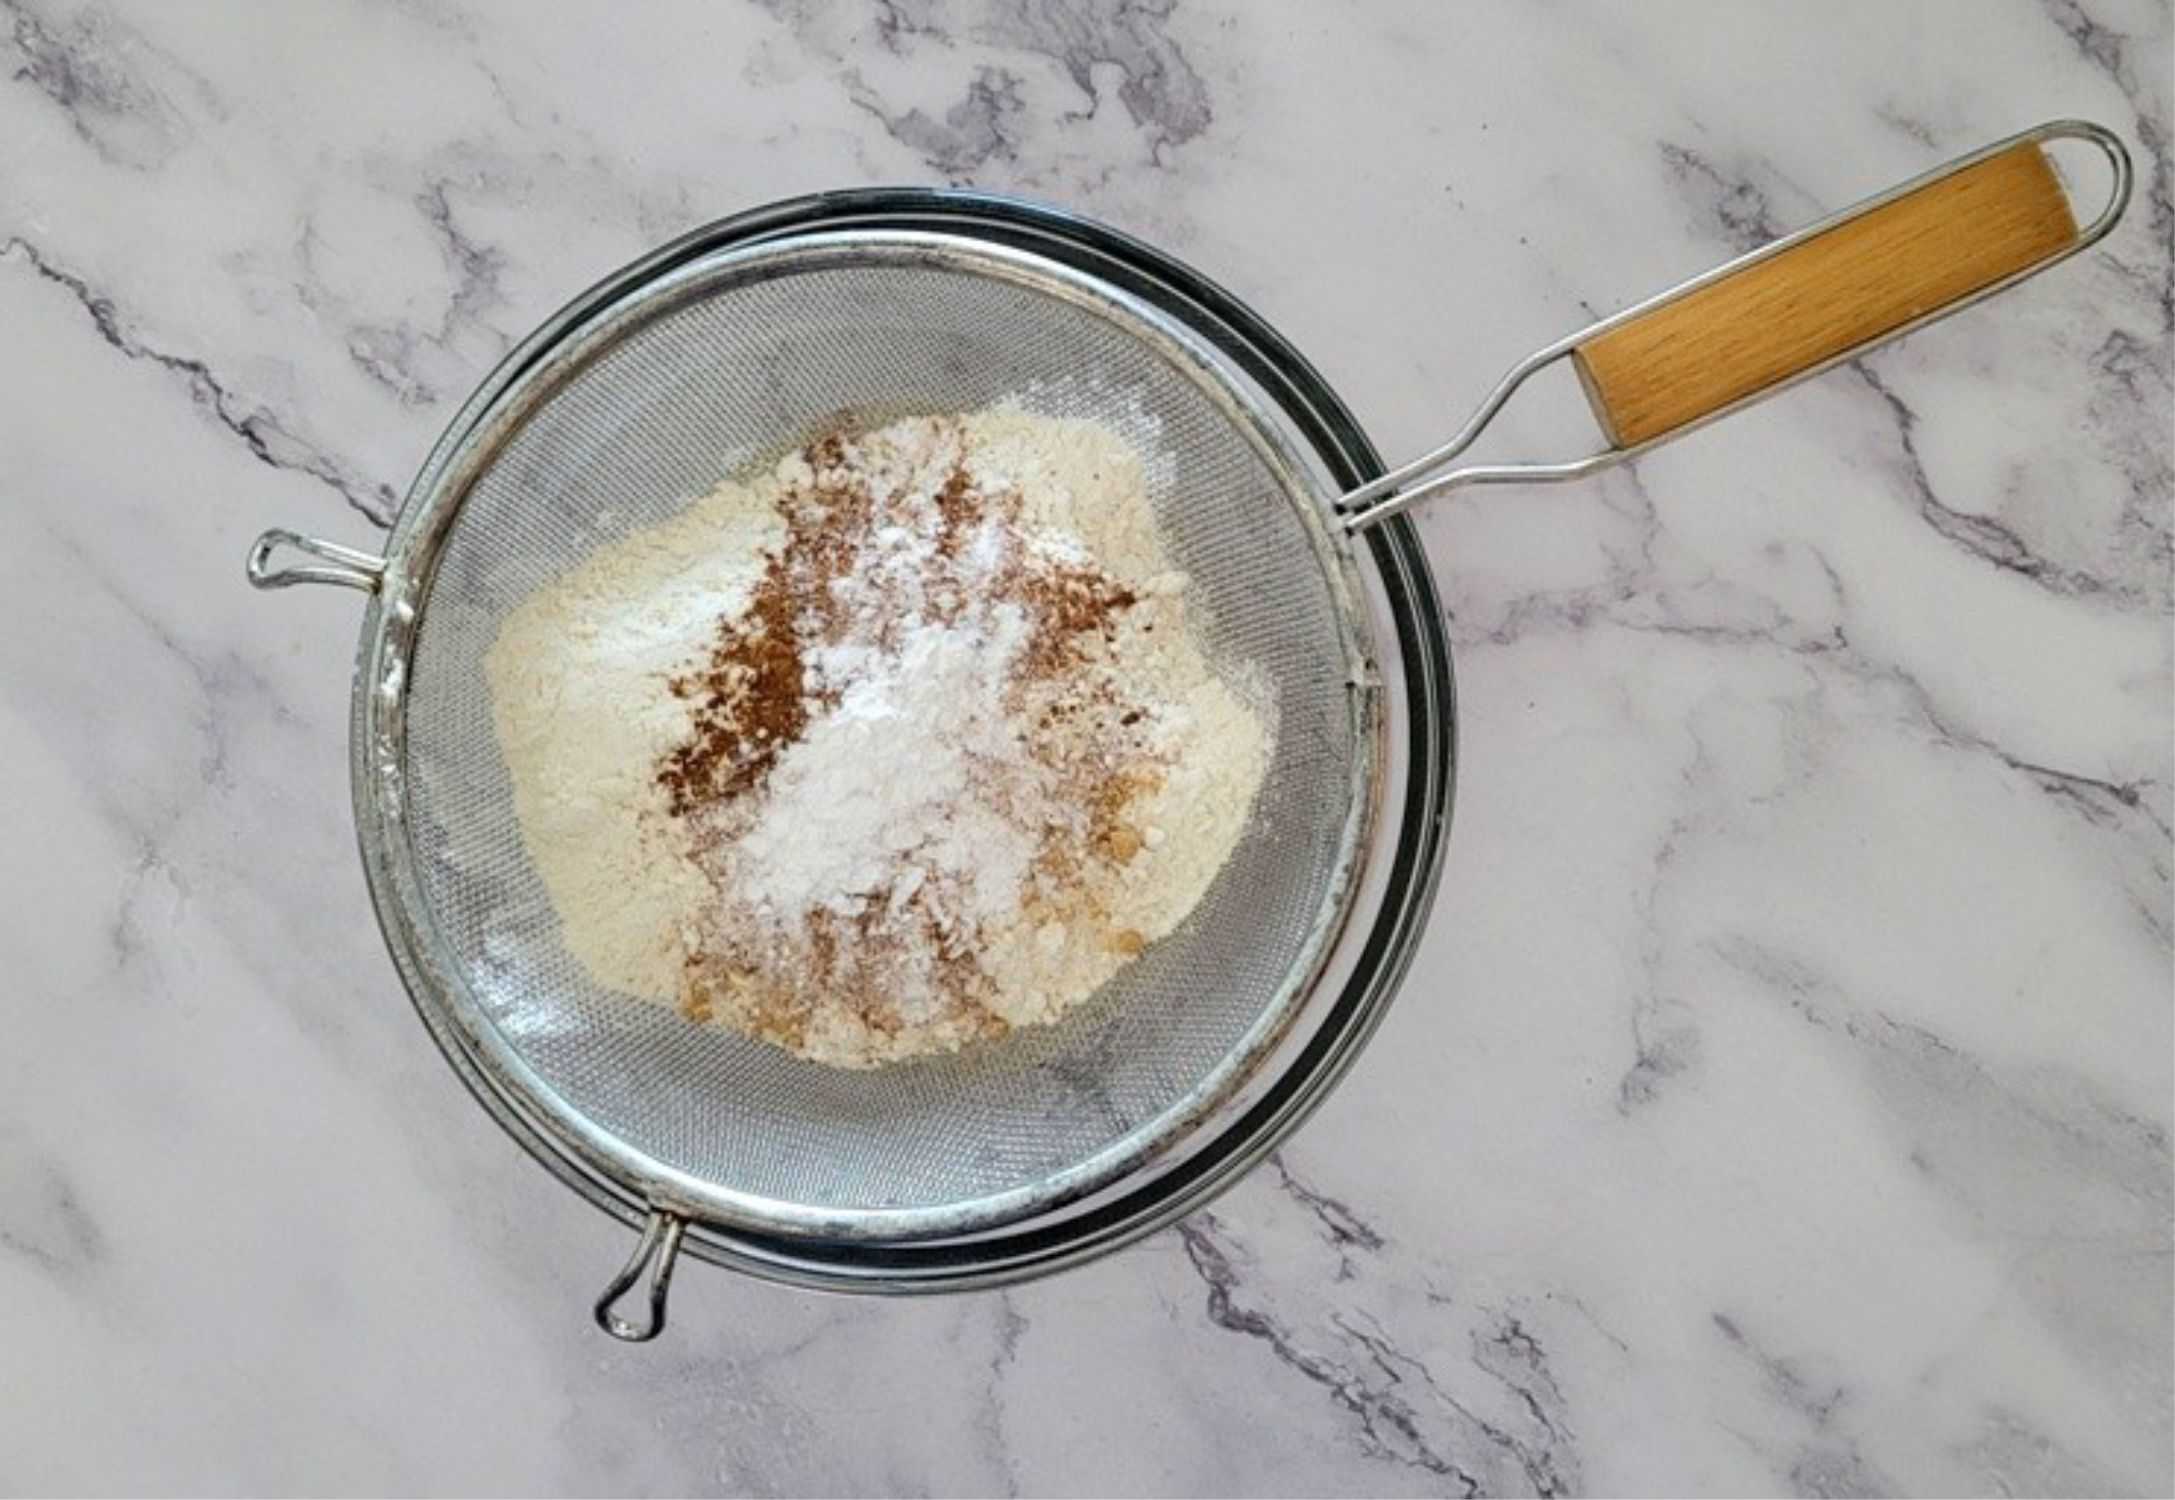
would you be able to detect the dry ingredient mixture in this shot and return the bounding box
[487,408,1270,1067]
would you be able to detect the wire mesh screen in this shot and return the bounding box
[399,240,1371,1227]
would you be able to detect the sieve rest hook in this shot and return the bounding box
[246,528,387,593]
[593,1209,687,1342]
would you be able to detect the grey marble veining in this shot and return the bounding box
[0,1,2167,1494]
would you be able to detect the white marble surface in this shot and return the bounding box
[2,1,2169,1493]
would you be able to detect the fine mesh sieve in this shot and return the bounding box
[392,233,1382,1247]
[248,123,2127,1339]
[250,192,1447,1338]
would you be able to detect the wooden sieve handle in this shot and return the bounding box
[1572,142,2080,448]
[1332,123,2128,533]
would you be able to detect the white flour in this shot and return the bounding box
[733,609,1040,940]
[483,482,781,1001]
[487,408,1271,1067]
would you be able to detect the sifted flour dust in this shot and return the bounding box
[487,407,1270,1068]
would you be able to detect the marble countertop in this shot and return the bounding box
[3,1,2168,1493]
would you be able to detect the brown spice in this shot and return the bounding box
[653,419,1170,1052]
[933,462,983,559]
[655,552,809,816]
[678,976,715,1025]
[1089,765,1164,864]
[1013,563,1137,681]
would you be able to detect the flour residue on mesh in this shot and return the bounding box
[487,408,1272,1068]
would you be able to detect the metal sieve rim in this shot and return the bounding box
[355,225,1383,1241]
[315,188,1455,1291]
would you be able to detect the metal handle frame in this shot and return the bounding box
[1336,119,2132,533]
